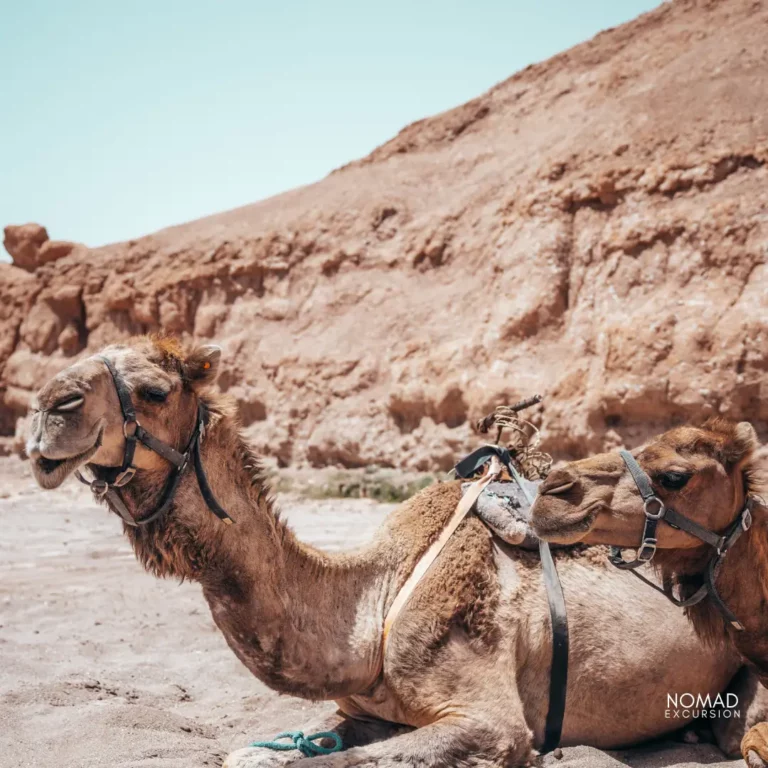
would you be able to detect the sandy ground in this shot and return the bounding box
[0,457,739,768]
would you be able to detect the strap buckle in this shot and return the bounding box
[742,506,753,532]
[113,467,136,487]
[637,538,658,562]
[643,496,665,520]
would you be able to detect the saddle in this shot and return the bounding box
[452,404,568,755]
[463,478,542,549]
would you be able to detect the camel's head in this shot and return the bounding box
[531,419,759,550]
[27,337,222,490]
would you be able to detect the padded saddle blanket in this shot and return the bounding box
[463,476,547,549]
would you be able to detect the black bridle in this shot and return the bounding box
[76,356,234,528]
[610,449,753,631]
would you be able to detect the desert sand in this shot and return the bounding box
[0,455,741,768]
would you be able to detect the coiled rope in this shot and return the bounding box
[249,730,343,757]
[476,397,552,480]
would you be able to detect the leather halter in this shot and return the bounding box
[76,356,234,527]
[610,450,752,631]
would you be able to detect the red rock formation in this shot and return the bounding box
[3,224,79,272]
[3,224,50,271]
[2,0,767,468]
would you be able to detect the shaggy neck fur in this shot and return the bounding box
[653,468,768,678]
[103,400,394,700]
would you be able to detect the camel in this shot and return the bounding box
[25,337,761,767]
[530,417,768,767]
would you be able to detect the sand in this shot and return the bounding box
[0,456,739,767]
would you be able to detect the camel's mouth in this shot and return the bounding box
[32,430,103,490]
[531,498,604,545]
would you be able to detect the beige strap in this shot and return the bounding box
[382,456,502,648]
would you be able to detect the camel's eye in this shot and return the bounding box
[52,394,84,413]
[658,471,691,491]
[141,387,169,404]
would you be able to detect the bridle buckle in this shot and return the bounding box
[742,507,753,532]
[637,538,658,562]
[113,467,137,487]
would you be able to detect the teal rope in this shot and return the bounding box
[250,731,343,758]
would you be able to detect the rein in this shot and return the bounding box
[75,356,234,527]
[610,449,753,631]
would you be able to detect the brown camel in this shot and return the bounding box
[25,339,761,767]
[531,417,768,767]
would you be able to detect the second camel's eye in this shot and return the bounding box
[658,471,691,491]
[141,387,169,403]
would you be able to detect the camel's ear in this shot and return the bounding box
[726,422,759,467]
[183,345,222,390]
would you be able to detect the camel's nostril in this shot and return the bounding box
[539,468,578,496]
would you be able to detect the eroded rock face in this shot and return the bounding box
[3,224,79,272]
[2,0,768,466]
[3,224,50,270]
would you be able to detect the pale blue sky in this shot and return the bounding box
[1,0,660,254]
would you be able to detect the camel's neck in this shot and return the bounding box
[119,415,398,700]
[658,501,768,677]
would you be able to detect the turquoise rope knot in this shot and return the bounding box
[250,730,343,758]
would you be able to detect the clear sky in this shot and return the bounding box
[1,0,660,255]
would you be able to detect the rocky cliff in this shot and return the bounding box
[2,0,767,468]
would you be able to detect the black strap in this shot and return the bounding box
[192,423,234,525]
[136,425,186,468]
[706,555,744,630]
[454,445,512,479]
[619,450,655,499]
[504,460,568,752]
[539,538,569,753]
[100,356,138,472]
[663,507,726,550]
[623,567,709,608]
[458,444,569,751]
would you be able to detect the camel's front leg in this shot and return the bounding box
[270,716,529,768]
[711,667,768,765]
[742,723,768,768]
[224,713,409,768]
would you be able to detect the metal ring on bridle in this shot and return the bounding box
[91,479,110,498]
[123,420,139,438]
[643,496,665,520]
